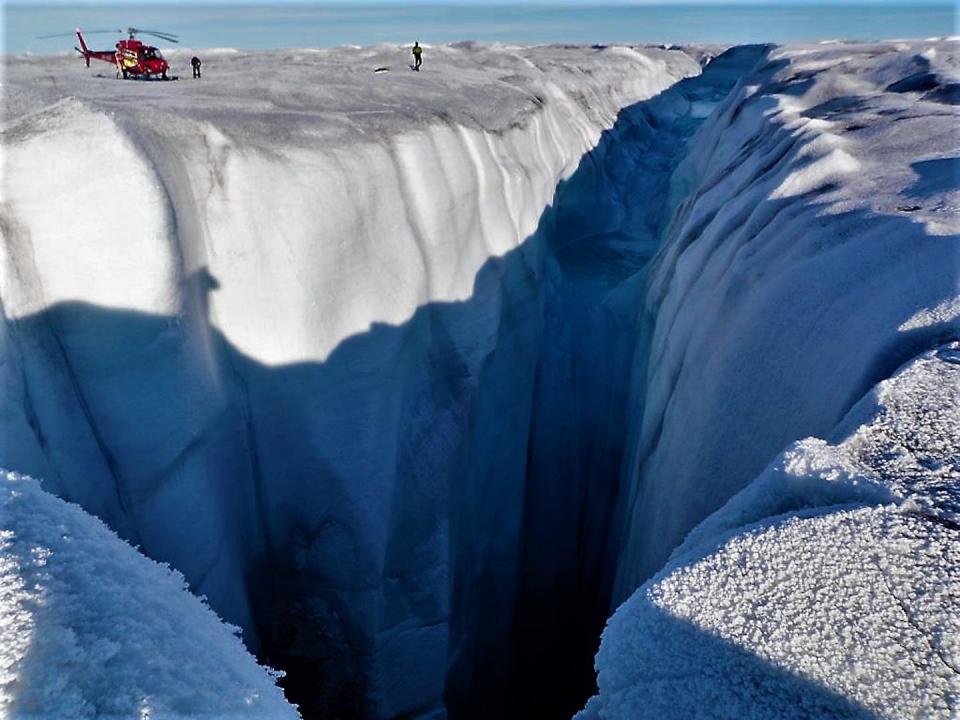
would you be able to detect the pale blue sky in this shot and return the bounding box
[6,0,956,54]
[7,0,957,4]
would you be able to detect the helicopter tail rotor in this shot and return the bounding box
[73,29,92,67]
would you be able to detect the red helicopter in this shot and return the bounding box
[40,27,180,80]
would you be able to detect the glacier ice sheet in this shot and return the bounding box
[612,38,960,599]
[2,36,958,720]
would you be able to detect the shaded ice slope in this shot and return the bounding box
[614,39,960,597]
[0,44,699,718]
[0,470,297,720]
[581,343,960,719]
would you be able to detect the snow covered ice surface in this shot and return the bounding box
[580,344,960,720]
[1,36,959,720]
[0,470,298,720]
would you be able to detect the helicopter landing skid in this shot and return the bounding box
[115,73,180,81]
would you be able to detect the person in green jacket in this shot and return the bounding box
[412,41,423,71]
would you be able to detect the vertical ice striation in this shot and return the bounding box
[0,45,700,718]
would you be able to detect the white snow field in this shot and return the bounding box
[0,470,298,720]
[1,37,958,719]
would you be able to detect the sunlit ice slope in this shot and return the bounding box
[0,43,701,719]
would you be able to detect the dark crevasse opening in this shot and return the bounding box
[243,46,770,720]
[0,44,768,720]
[501,45,769,720]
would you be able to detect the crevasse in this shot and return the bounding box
[1,45,703,719]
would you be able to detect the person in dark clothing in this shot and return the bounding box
[412,42,422,71]
[191,56,202,79]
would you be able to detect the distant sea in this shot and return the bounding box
[5,3,957,55]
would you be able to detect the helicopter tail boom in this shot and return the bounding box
[72,29,121,68]
[75,28,91,67]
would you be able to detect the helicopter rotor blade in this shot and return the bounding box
[36,29,122,39]
[37,27,180,43]
[127,28,180,43]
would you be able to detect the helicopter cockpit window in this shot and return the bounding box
[142,48,157,59]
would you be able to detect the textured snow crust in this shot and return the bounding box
[582,344,960,719]
[0,470,298,720]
